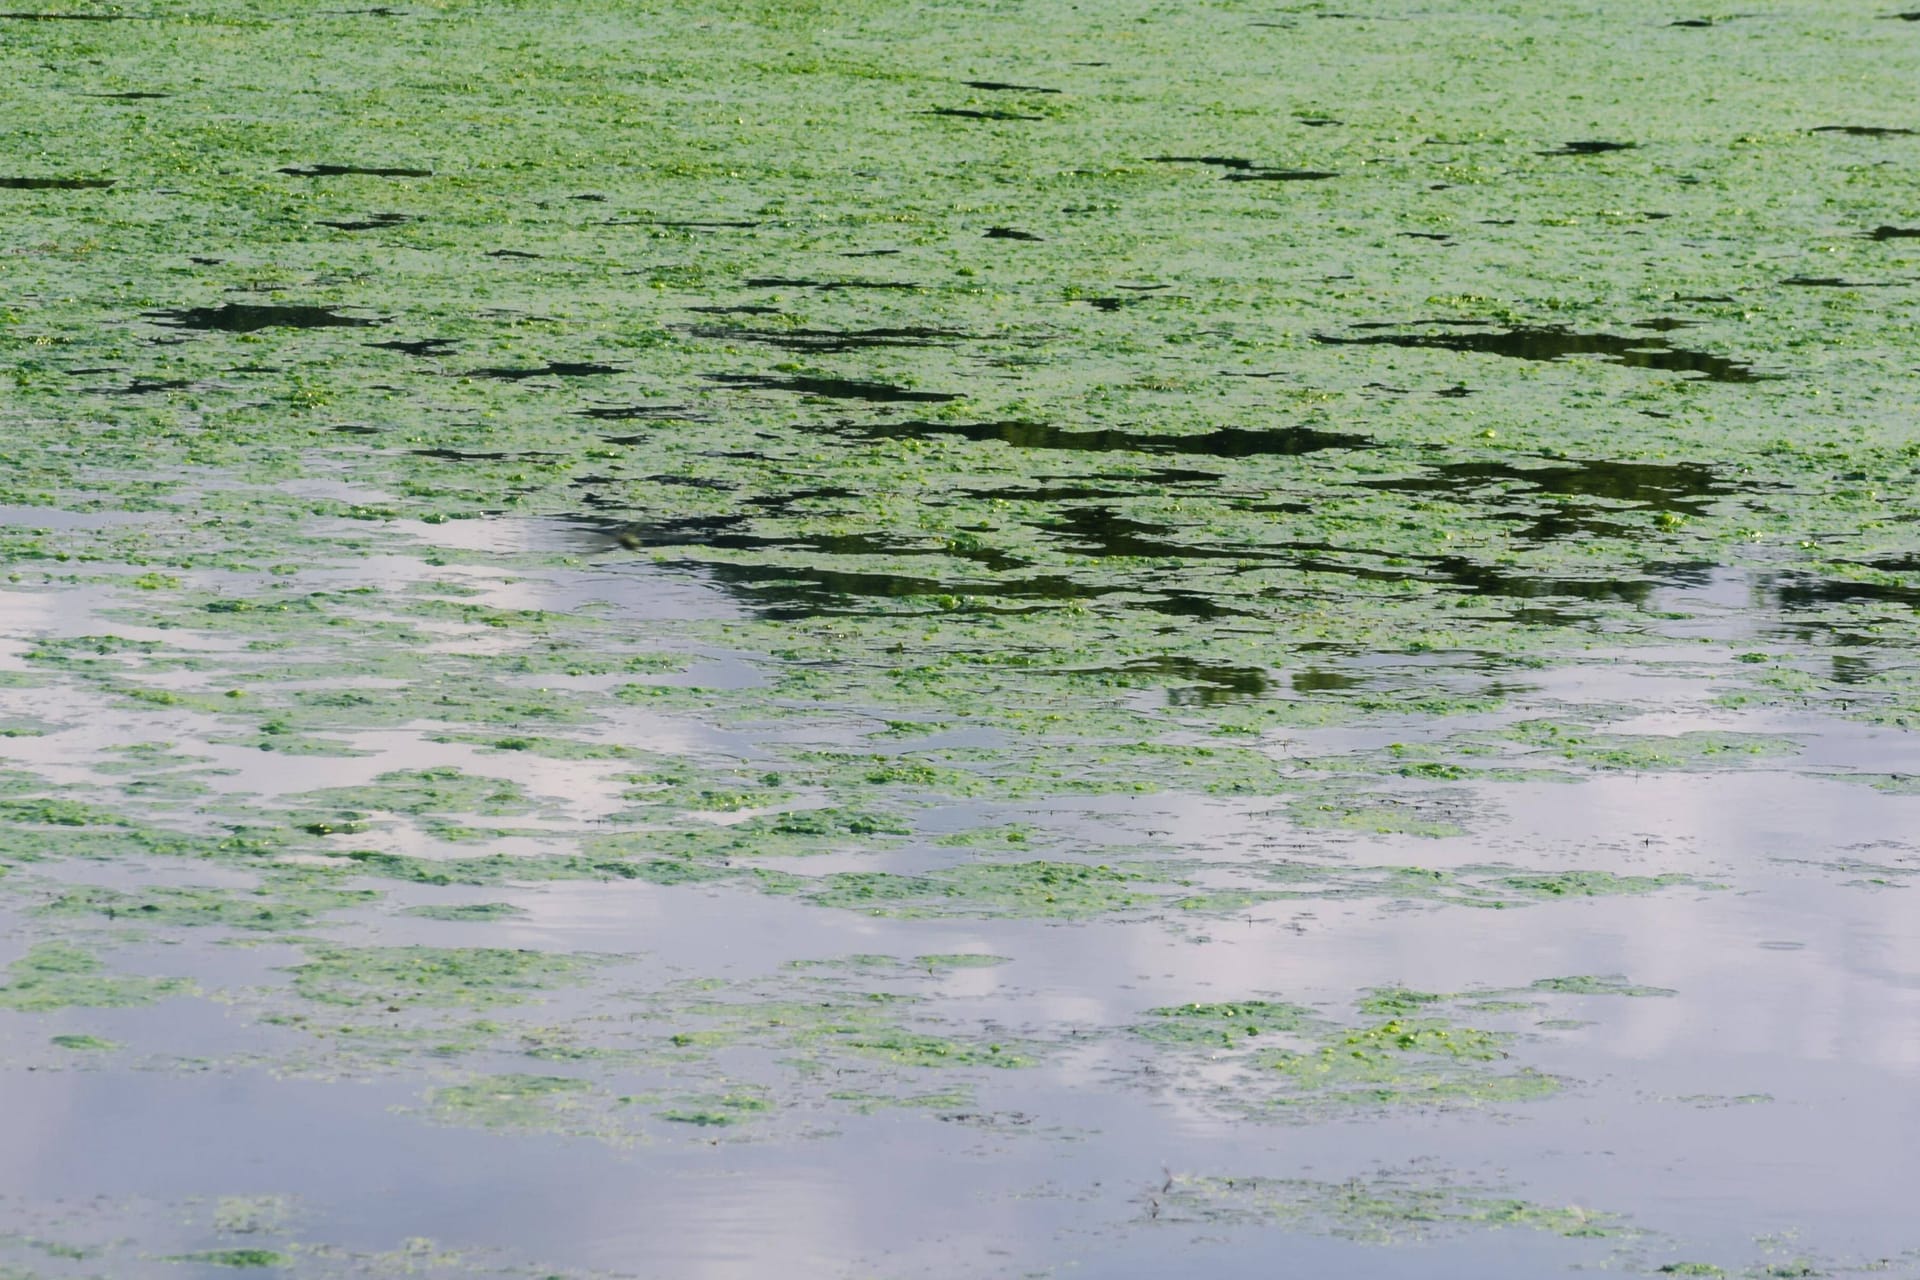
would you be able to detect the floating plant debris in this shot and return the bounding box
[1316,324,1769,382]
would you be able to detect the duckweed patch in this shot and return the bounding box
[807,860,1162,918]
[0,943,190,1012]
[48,1034,118,1052]
[1154,1170,1633,1244]
[287,946,600,1009]
[44,881,377,932]
[3,0,1919,1267]
[1132,976,1685,1119]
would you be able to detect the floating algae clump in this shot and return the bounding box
[288,946,600,1009]
[1155,1169,1632,1244]
[0,943,190,1012]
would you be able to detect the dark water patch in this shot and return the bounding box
[1634,317,1697,331]
[680,324,976,353]
[1293,667,1367,692]
[842,248,901,257]
[745,276,917,292]
[850,418,1365,457]
[1079,297,1128,311]
[1768,573,1920,611]
[1053,505,1671,609]
[278,164,432,178]
[488,249,541,259]
[1670,17,1715,26]
[0,177,114,190]
[1316,324,1770,382]
[963,80,1062,94]
[579,404,706,421]
[85,91,169,99]
[188,255,223,265]
[98,378,192,396]
[1147,155,1256,170]
[1783,275,1902,287]
[743,486,862,514]
[150,304,381,332]
[1088,656,1274,704]
[581,515,1245,619]
[1427,558,1663,607]
[1041,506,1287,562]
[414,447,564,463]
[694,561,1243,621]
[330,424,380,435]
[1223,169,1340,182]
[961,480,1141,502]
[925,107,1043,121]
[1360,457,1735,537]
[986,226,1043,240]
[1810,126,1918,137]
[569,193,606,202]
[456,362,618,380]
[1351,318,1497,329]
[618,218,762,229]
[1674,293,1735,302]
[1297,116,1343,127]
[1539,141,1636,155]
[369,337,456,355]
[708,374,958,403]
[1867,226,1920,240]
[1232,497,1314,513]
[643,474,732,492]
[318,213,412,231]
[689,304,781,315]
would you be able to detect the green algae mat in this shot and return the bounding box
[2,1,1920,1276]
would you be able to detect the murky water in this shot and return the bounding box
[4,1,1920,1276]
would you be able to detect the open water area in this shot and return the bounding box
[4,2,1920,1276]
